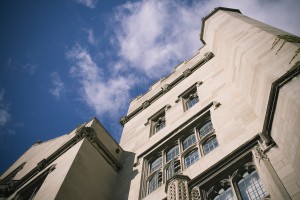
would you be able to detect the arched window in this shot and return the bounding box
[184,149,199,168]
[203,136,218,155]
[183,134,196,150]
[213,187,234,200]
[238,170,268,200]
[166,145,179,162]
[148,172,162,194]
[149,157,162,173]
[199,118,213,138]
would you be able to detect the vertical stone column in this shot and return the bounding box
[165,175,191,200]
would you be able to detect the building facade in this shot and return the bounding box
[1,7,300,200]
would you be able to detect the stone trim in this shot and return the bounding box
[120,52,215,126]
[200,7,241,45]
[262,61,300,145]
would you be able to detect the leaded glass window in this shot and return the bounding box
[213,187,234,200]
[166,145,179,162]
[186,93,199,109]
[184,149,199,168]
[203,136,218,155]
[238,171,268,200]
[155,116,166,133]
[183,134,196,150]
[148,172,162,194]
[199,119,213,138]
[166,160,181,180]
[150,157,162,173]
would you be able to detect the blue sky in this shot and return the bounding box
[0,0,299,174]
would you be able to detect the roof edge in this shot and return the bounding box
[200,7,242,44]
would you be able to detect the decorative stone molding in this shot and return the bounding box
[254,145,269,164]
[213,101,221,110]
[190,187,201,200]
[142,100,151,109]
[183,69,192,77]
[162,84,171,94]
[204,52,214,61]
[196,81,203,87]
[119,116,129,126]
[165,174,191,200]
[165,104,172,111]
[37,159,47,171]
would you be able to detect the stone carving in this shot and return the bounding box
[168,182,177,200]
[162,84,171,94]
[191,187,201,200]
[204,52,214,61]
[178,181,188,200]
[254,146,269,164]
[119,116,128,125]
[142,100,151,109]
[37,158,47,171]
[183,69,192,77]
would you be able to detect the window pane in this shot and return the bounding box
[166,145,179,162]
[184,149,199,168]
[199,120,213,138]
[213,187,234,200]
[183,134,196,150]
[166,160,181,180]
[150,157,162,173]
[155,119,165,133]
[203,137,218,155]
[238,171,268,200]
[148,173,162,194]
[186,95,199,109]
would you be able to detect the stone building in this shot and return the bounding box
[1,7,300,200]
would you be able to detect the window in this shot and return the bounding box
[213,187,234,200]
[203,136,218,155]
[148,172,162,194]
[192,161,269,200]
[150,111,166,136]
[198,118,213,138]
[184,149,199,168]
[166,145,179,162]
[238,171,268,200]
[182,86,199,111]
[143,112,218,197]
[166,160,181,180]
[183,133,196,150]
[150,157,162,173]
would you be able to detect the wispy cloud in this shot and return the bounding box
[112,0,300,78]
[86,29,98,46]
[75,0,98,9]
[67,44,136,116]
[23,63,37,75]
[0,89,11,131]
[49,72,65,99]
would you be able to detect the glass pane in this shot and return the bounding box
[155,120,165,133]
[203,137,218,155]
[184,150,199,168]
[214,187,235,200]
[150,157,162,173]
[183,134,196,150]
[199,120,213,138]
[238,171,268,200]
[166,160,181,180]
[166,145,179,162]
[186,96,199,109]
[148,173,162,194]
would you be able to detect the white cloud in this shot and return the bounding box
[75,0,97,9]
[112,0,300,78]
[67,44,136,116]
[49,72,65,99]
[0,89,10,127]
[86,29,98,46]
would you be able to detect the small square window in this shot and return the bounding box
[151,112,166,135]
[180,84,199,111]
